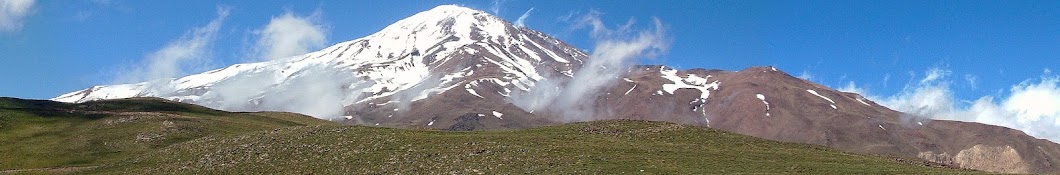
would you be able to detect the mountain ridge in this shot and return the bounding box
[51,5,1060,173]
[55,4,587,119]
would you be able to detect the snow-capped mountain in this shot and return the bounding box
[55,5,585,118]
[54,5,1060,173]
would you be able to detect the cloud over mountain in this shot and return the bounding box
[0,0,34,33]
[255,10,328,61]
[117,7,229,83]
[851,68,1060,143]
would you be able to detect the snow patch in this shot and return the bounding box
[756,93,771,117]
[806,89,838,110]
[466,88,484,98]
[624,84,637,95]
[492,111,504,119]
[376,101,397,106]
[756,93,770,110]
[53,83,152,103]
[806,89,836,103]
[659,69,720,99]
[855,97,871,106]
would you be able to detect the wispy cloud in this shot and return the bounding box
[574,10,610,37]
[848,68,1060,143]
[964,74,978,88]
[489,0,505,14]
[838,81,867,95]
[882,73,891,88]
[207,64,365,118]
[205,9,347,119]
[117,7,229,83]
[557,11,575,22]
[920,67,950,83]
[514,7,534,27]
[508,12,669,122]
[73,0,131,22]
[0,0,35,33]
[254,10,328,61]
[797,70,814,81]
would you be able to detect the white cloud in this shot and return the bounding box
[0,0,35,33]
[490,0,505,14]
[90,8,348,119]
[207,65,366,119]
[118,7,229,83]
[508,13,668,122]
[557,11,575,22]
[1002,76,1060,124]
[965,74,978,88]
[882,74,891,88]
[575,10,610,38]
[921,67,950,83]
[797,70,814,81]
[838,81,867,95]
[852,68,1060,143]
[113,9,348,119]
[879,76,955,121]
[209,9,345,119]
[514,7,534,27]
[255,10,327,61]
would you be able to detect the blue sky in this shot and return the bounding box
[0,0,1054,100]
[0,0,1053,98]
[2,1,1060,139]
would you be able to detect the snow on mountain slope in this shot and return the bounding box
[54,5,587,118]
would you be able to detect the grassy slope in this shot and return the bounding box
[0,97,980,174]
[98,120,979,174]
[0,97,334,172]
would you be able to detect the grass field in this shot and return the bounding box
[92,120,979,174]
[0,97,333,173]
[0,97,980,174]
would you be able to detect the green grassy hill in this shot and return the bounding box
[0,97,334,173]
[0,97,979,174]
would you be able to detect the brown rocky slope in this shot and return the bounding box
[348,65,1059,173]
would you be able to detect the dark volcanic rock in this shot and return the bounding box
[447,113,485,131]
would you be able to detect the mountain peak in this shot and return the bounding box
[55,4,588,116]
[424,4,486,15]
[368,5,511,43]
